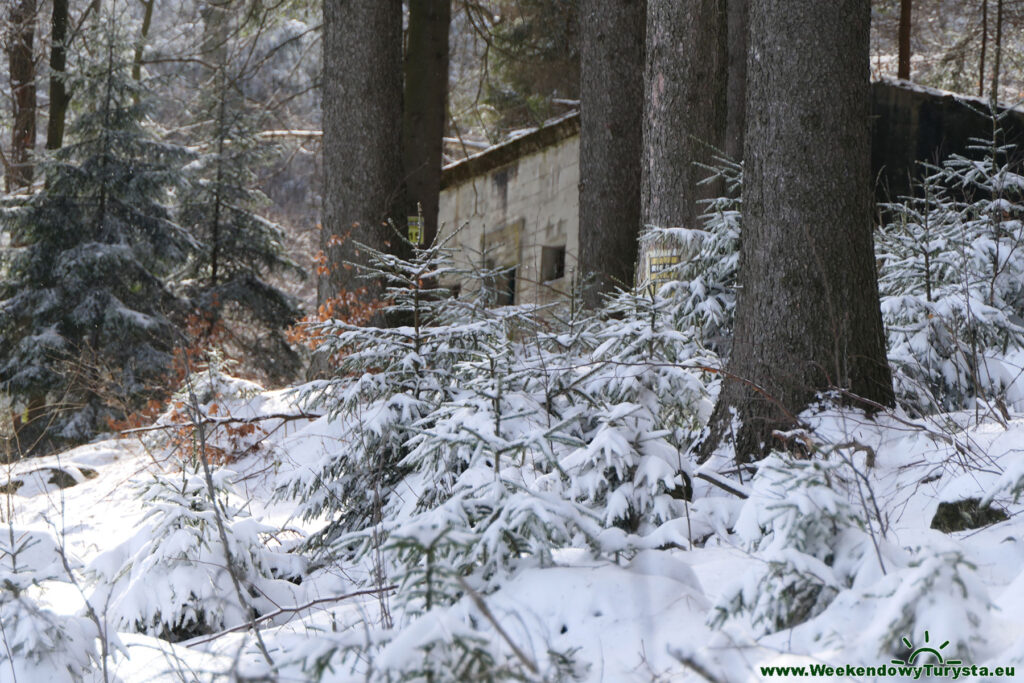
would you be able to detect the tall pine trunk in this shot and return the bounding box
[131,0,155,82]
[200,1,230,292]
[578,0,646,307]
[702,0,893,463]
[725,0,748,162]
[403,0,450,249]
[319,0,405,306]
[642,0,727,233]
[7,0,36,189]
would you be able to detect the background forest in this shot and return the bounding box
[2,0,1024,682]
[4,0,1023,450]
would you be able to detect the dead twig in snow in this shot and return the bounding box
[185,585,398,648]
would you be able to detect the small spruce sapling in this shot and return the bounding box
[283,233,485,551]
[641,155,741,356]
[0,528,97,681]
[878,113,1024,412]
[284,238,589,679]
[711,454,876,635]
[87,465,303,642]
[857,550,991,664]
[560,283,708,535]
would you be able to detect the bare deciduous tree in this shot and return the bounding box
[6,0,36,189]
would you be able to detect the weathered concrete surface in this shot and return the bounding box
[871,78,1024,200]
[439,120,580,305]
[438,80,1024,301]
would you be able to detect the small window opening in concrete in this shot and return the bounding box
[485,261,517,306]
[541,245,566,282]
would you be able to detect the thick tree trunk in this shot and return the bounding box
[725,0,747,162]
[403,0,450,249]
[46,0,69,150]
[701,0,894,463]
[642,0,727,233]
[7,0,37,189]
[578,0,646,307]
[320,0,405,305]
[898,0,912,80]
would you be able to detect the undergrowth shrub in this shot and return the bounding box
[278,227,724,679]
[0,528,97,681]
[87,465,302,642]
[711,453,878,635]
[878,113,1024,413]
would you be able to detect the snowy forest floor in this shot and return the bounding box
[6,378,1024,682]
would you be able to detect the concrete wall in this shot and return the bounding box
[438,80,1024,301]
[871,79,1024,200]
[438,118,580,305]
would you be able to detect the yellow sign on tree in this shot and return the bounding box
[647,251,680,295]
[408,215,423,246]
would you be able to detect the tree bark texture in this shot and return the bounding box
[578,0,646,307]
[199,0,233,84]
[703,0,894,463]
[642,0,727,233]
[897,0,911,80]
[46,0,68,150]
[725,0,747,162]
[320,0,405,306]
[7,0,36,189]
[403,0,450,248]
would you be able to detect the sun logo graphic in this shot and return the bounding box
[892,631,962,667]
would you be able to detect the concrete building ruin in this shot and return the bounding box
[438,113,581,306]
[437,78,1024,305]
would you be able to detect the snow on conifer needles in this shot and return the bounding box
[9,152,1024,681]
[878,114,1024,415]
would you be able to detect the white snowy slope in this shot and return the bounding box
[4,384,1024,682]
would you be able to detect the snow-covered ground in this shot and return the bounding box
[4,382,1024,682]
